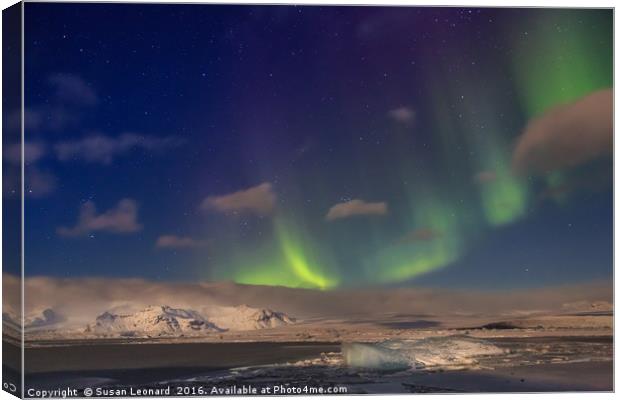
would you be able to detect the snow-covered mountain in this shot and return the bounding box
[205,304,296,331]
[81,304,296,338]
[25,308,65,330]
[14,303,296,339]
[85,305,222,337]
[2,311,21,337]
[3,308,66,332]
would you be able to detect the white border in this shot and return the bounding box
[0,1,616,400]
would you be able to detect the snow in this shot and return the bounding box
[83,304,295,338]
[561,301,613,313]
[2,311,20,332]
[3,308,66,332]
[13,302,296,339]
[397,336,507,367]
[204,304,296,331]
[87,305,223,337]
[25,308,65,331]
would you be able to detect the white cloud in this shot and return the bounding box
[5,108,43,132]
[16,74,97,134]
[473,170,497,184]
[58,199,142,237]
[388,106,415,124]
[3,167,57,199]
[49,73,98,106]
[55,133,183,164]
[201,183,276,216]
[325,199,388,221]
[25,167,57,198]
[156,235,207,249]
[513,88,612,175]
[4,142,46,165]
[6,74,97,136]
[3,142,57,198]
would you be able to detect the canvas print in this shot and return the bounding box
[2,2,613,397]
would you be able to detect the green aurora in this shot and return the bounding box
[190,9,612,289]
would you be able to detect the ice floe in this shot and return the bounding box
[343,335,506,371]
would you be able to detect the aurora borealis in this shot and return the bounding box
[19,4,613,290]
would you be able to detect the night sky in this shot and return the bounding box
[15,4,613,289]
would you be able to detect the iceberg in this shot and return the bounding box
[342,342,410,371]
[343,336,505,371]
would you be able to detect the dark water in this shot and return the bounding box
[23,341,341,373]
[20,341,341,396]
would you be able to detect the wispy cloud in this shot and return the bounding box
[49,73,98,106]
[3,142,46,165]
[25,167,57,198]
[19,74,98,133]
[473,170,497,184]
[156,235,208,249]
[58,199,142,237]
[201,183,277,216]
[3,142,57,198]
[388,106,415,124]
[397,228,442,245]
[5,108,43,132]
[513,88,612,175]
[55,133,183,164]
[325,199,388,221]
